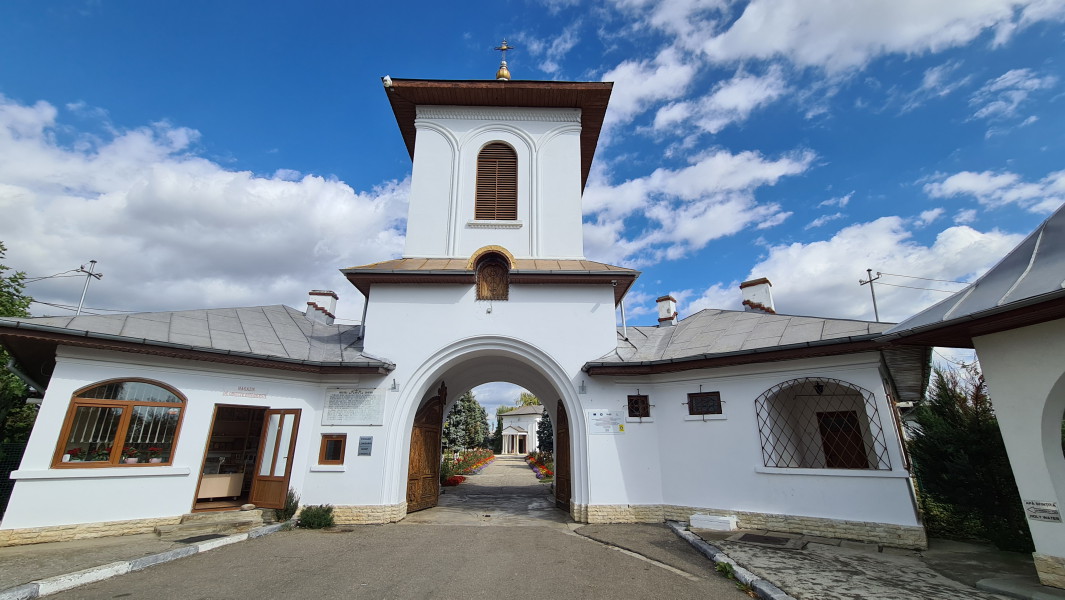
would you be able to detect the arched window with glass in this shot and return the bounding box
[53,379,186,467]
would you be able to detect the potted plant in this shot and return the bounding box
[89,446,112,461]
[146,447,164,463]
[64,448,83,462]
[121,445,140,464]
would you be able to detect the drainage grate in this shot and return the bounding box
[737,534,789,545]
[175,533,226,544]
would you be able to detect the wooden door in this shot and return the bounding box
[407,384,446,513]
[554,401,571,512]
[249,409,301,509]
[817,411,869,469]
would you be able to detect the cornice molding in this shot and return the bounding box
[417,106,580,123]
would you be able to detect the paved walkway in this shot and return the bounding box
[399,454,571,527]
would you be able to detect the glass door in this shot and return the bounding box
[249,409,301,509]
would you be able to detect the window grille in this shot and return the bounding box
[475,143,518,220]
[687,392,722,415]
[754,378,891,470]
[627,394,650,418]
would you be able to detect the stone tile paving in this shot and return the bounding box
[398,455,571,527]
[694,529,1013,600]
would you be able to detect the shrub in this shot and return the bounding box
[297,504,335,529]
[274,488,300,522]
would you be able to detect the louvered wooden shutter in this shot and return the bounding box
[475,143,517,220]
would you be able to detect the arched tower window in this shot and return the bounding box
[476,252,510,300]
[475,142,517,220]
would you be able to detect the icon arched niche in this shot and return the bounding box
[387,336,584,518]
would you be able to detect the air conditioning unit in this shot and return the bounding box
[689,513,738,531]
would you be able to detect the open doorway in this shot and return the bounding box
[193,405,265,511]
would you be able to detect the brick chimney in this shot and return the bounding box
[656,295,678,326]
[740,278,775,314]
[306,290,338,325]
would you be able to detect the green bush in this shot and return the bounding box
[297,504,335,529]
[274,488,300,522]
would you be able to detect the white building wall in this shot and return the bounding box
[500,413,541,454]
[402,106,584,260]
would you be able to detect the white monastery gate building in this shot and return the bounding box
[0,71,931,550]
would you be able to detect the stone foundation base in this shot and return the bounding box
[574,503,926,549]
[0,516,183,548]
[1034,553,1065,590]
[331,503,406,525]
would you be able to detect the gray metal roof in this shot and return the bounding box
[884,203,1065,339]
[595,309,893,365]
[502,405,545,416]
[0,305,394,369]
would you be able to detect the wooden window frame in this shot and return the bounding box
[687,392,723,416]
[51,378,186,469]
[627,394,651,419]
[318,434,347,465]
[474,142,518,221]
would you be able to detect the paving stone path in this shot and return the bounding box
[398,454,572,527]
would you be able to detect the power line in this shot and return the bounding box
[24,270,84,283]
[876,281,959,293]
[877,271,969,285]
[30,300,135,314]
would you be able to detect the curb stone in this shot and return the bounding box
[666,520,796,600]
[0,521,290,599]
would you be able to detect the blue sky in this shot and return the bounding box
[1,1,1063,411]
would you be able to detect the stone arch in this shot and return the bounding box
[383,335,586,518]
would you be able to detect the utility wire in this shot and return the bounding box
[877,271,969,285]
[876,281,959,293]
[24,270,84,283]
[30,300,135,314]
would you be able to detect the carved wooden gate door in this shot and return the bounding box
[406,384,446,513]
[554,401,571,512]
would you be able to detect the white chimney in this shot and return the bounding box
[740,278,775,314]
[656,295,678,326]
[306,290,338,325]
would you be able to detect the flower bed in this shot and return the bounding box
[440,448,496,485]
[525,452,554,480]
[442,475,466,487]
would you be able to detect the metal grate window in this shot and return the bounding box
[687,392,722,415]
[627,394,650,418]
[475,142,518,220]
[754,378,891,470]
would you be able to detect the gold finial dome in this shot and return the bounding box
[494,39,514,81]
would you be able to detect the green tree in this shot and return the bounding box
[0,242,34,445]
[517,392,540,406]
[442,391,488,451]
[491,405,515,454]
[909,366,1033,552]
[537,412,553,452]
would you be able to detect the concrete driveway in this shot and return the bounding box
[46,525,749,600]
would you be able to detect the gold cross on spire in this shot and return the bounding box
[494,39,514,81]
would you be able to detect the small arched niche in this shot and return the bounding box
[474,251,510,301]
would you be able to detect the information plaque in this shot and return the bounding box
[322,388,384,426]
[587,409,626,434]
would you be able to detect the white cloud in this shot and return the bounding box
[691,216,1023,321]
[818,192,852,208]
[923,169,1065,213]
[600,47,697,130]
[954,208,979,224]
[0,96,408,322]
[701,0,1065,73]
[519,24,581,74]
[805,212,844,229]
[584,148,814,264]
[970,68,1058,121]
[902,60,973,111]
[916,208,945,226]
[655,65,788,135]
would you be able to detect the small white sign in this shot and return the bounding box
[587,409,625,435]
[1023,499,1062,523]
[222,385,268,399]
[323,388,384,426]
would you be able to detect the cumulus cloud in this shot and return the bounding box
[600,47,697,130]
[654,65,788,134]
[923,169,1065,213]
[687,217,1023,322]
[583,148,814,265]
[0,95,408,322]
[701,0,1065,73]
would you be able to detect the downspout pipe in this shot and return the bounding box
[6,359,45,400]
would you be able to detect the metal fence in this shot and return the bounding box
[0,442,27,519]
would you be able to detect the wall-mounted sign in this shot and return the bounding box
[1023,499,1062,523]
[587,409,625,434]
[222,385,268,399]
[322,388,384,426]
[358,436,373,456]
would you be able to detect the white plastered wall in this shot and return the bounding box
[402,106,584,260]
[974,318,1065,561]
